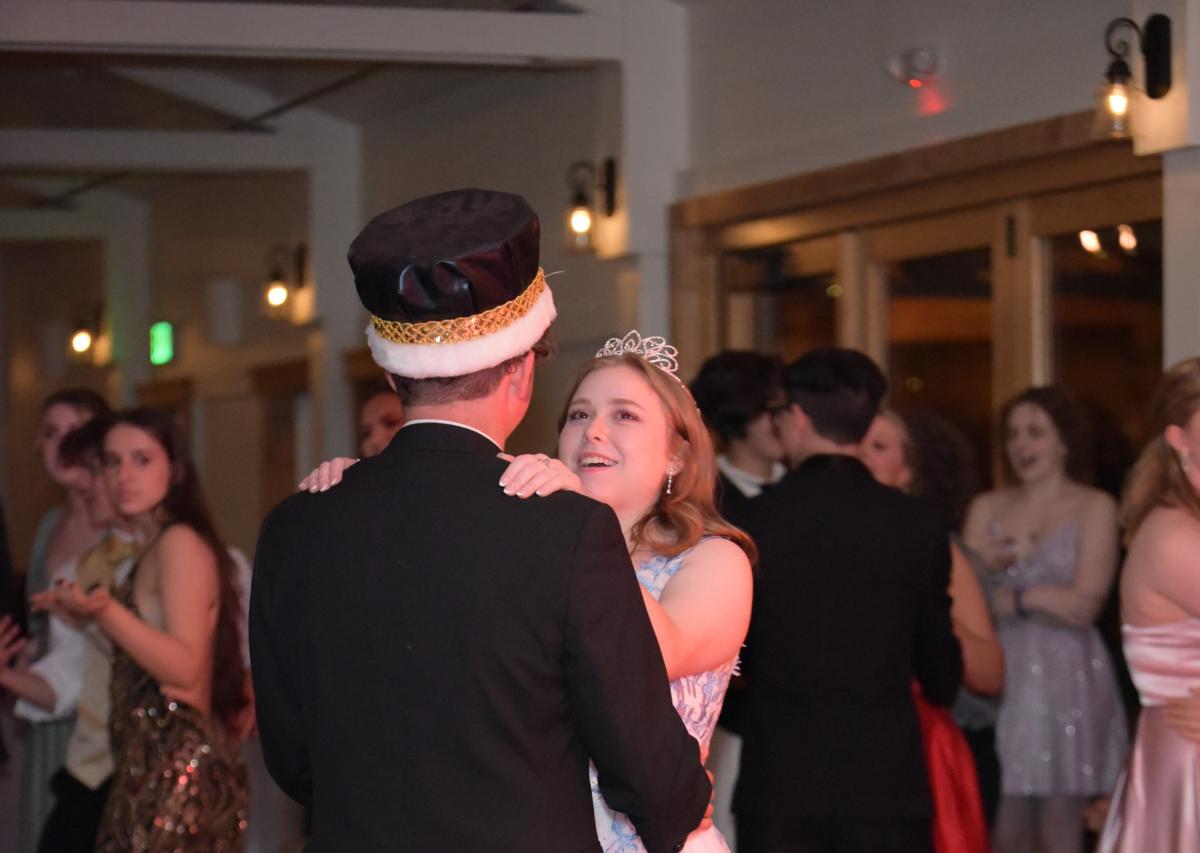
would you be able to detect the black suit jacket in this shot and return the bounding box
[732,454,962,822]
[251,424,710,852]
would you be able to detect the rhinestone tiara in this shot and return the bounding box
[595,330,685,383]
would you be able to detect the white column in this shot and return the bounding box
[307,126,363,459]
[619,0,689,335]
[1133,0,1200,365]
[0,188,151,403]
[1162,148,1200,364]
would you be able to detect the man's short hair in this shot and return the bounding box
[389,333,552,407]
[690,350,784,442]
[58,415,111,470]
[783,348,886,445]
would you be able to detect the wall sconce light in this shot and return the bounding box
[262,243,307,319]
[1094,14,1171,140]
[565,158,617,252]
[69,304,102,360]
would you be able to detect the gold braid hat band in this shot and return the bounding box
[370,268,547,346]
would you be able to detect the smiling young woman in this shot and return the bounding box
[962,387,1128,853]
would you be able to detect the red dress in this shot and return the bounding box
[913,682,990,853]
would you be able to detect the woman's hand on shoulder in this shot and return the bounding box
[497,453,582,499]
[297,457,359,493]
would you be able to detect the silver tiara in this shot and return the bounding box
[596,330,680,375]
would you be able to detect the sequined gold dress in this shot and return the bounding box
[95,562,248,852]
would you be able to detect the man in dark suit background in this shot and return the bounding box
[250,189,710,852]
[732,348,962,853]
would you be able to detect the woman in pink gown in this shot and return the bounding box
[1099,357,1200,852]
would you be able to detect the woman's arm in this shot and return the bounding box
[1144,515,1200,617]
[0,615,57,712]
[1020,493,1119,629]
[79,526,219,696]
[637,538,752,682]
[947,541,1004,695]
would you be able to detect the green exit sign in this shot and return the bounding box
[149,321,174,366]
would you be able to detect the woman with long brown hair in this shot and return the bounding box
[44,408,249,851]
[962,386,1127,853]
[1097,357,1200,852]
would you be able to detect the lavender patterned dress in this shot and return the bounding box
[590,540,734,852]
[992,522,1128,796]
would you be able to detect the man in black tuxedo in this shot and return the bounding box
[732,348,962,853]
[250,189,710,852]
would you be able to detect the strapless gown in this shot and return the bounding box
[589,542,735,853]
[992,522,1127,796]
[1097,618,1200,853]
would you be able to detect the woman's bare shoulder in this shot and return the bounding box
[687,536,751,570]
[149,524,217,573]
[1073,483,1117,514]
[1135,507,1200,559]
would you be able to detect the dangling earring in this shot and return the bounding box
[1182,453,1194,474]
[665,471,674,495]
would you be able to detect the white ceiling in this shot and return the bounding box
[0,0,598,206]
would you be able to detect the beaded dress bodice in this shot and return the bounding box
[589,540,736,852]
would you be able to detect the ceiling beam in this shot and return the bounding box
[0,0,622,63]
[0,128,309,172]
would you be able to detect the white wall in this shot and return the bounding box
[362,68,633,453]
[139,172,312,554]
[683,0,1133,195]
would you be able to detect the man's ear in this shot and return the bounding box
[789,401,809,431]
[508,351,536,402]
[1165,423,1187,456]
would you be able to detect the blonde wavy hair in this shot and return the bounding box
[1120,357,1200,542]
[556,352,757,565]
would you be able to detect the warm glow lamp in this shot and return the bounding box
[1094,15,1172,140]
[70,328,93,354]
[266,281,289,307]
[564,158,617,253]
[262,244,306,319]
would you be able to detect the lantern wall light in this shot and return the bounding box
[1094,14,1172,140]
[564,158,617,253]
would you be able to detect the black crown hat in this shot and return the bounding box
[350,188,556,379]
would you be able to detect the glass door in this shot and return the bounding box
[863,209,997,484]
[1031,174,1163,495]
[719,236,839,360]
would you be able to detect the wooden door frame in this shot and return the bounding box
[669,111,1162,388]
